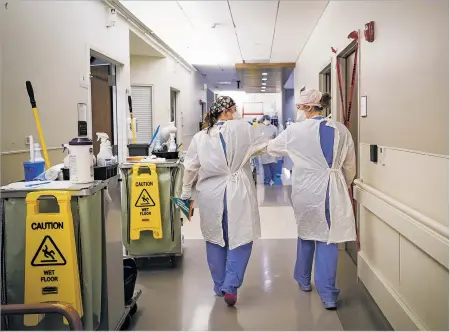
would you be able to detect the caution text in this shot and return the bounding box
[140,208,152,216]
[31,222,64,230]
[136,181,153,187]
[41,269,58,282]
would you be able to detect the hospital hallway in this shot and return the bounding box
[1,0,448,331]
[130,169,392,331]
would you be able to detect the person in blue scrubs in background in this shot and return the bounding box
[267,89,356,309]
[182,96,265,306]
[257,115,279,185]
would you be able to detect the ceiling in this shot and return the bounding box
[122,0,328,92]
[129,31,164,57]
[236,63,295,93]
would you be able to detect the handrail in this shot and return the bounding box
[1,303,83,331]
[354,179,449,239]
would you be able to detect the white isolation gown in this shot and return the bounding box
[267,118,356,243]
[183,120,267,249]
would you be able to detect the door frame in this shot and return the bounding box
[331,35,361,263]
[87,47,125,161]
[319,63,332,117]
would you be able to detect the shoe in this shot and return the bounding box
[299,283,312,292]
[324,302,337,310]
[224,293,237,306]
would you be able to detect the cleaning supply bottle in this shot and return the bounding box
[33,143,45,162]
[168,133,177,152]
[62,144,70,168]
[96,132,113,166]
[69,103,94,184]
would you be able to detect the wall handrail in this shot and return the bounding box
[1,303,83,331]
[354,179,449,239]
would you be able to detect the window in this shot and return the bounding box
[131,85,153,143]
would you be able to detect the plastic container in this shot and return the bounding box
[23,161,45,181]
[128,144,149,157]
[152,151,179,160]
[69,137,94,184]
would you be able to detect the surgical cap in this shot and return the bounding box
[209,96,236,116]
[262,115,271,121]
[298,89,322,107]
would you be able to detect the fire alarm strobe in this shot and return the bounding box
[364,21,375,42]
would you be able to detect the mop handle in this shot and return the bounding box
[26,81,51,169]
[128,95,137,144]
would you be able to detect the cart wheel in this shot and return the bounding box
[169,255,177,268]
[121,314,132,330]
[130,303,138,316]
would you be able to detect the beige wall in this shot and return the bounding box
[1,1,131,184]
[130,55,207,148]
[294,0,449,330]
[295,0,448,155]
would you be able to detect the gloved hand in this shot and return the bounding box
[180,184,192,200]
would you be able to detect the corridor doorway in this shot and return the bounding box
[90,56,117,155]
[341,46,359,264]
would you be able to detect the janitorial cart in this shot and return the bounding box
[119,159,184,267]
[0,177,141,331]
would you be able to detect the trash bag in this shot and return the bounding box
[123,258,137,304]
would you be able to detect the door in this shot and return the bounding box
[131,86,153,144]
[91,64,113,155]
[344,51,359,264]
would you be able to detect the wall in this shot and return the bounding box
[294,1,449,330]
[1,1,131,184]
[130,55,206,147]
[282,89,295,127]
[206,88,215,109]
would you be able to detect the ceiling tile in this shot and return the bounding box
[271,0,328,62]
[229,1,279,61]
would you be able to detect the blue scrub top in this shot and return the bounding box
[313,116,335,225]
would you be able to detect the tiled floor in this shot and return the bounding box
[130,167,392,331]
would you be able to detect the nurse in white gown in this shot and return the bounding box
[267,89,356,309]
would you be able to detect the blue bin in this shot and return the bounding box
[23,161,45,181]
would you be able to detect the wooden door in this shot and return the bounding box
[90,65,112,155]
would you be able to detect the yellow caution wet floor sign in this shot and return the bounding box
[24,191,83,326]
[130,164,163,240]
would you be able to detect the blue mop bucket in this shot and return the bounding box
[23,161,45,181]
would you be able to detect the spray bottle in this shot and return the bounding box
[33,143,45,162]
[168,133,177,152]
[96,132,113,166]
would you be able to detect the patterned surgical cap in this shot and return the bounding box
[209,96,236,116]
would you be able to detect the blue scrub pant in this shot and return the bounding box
[262,163,278,184]
[206,195,253,296]
[293,200,340,306]
[253,157,259,174]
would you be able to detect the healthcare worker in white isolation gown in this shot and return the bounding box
[181,96,266,307]
[258,115,279,185]
[267,89,356,309]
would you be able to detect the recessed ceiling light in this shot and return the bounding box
[262,73,268,76]
[262,83,266,86]
[262,78,267,81]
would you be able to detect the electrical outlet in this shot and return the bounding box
[25,136,31,145]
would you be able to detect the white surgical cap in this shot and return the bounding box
[298,89,322,107]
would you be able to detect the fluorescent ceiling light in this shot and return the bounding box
[262,73,268,76]
[262,83,266,86]
[218,81,231,85]
[262,78,267,81]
